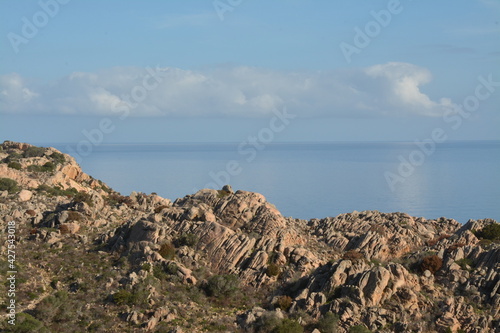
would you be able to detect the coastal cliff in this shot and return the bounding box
[0,141,498,332]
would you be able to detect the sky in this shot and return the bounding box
[0,0,499,144]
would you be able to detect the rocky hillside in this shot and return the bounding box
[0,141,499,333]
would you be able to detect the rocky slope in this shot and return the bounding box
[0,141,498,333]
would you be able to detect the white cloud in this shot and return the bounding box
[365,62,454,117]
[0,62,456,118]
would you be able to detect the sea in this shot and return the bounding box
[51,141,500,224]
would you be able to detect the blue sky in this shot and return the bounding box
[0,0,499,143]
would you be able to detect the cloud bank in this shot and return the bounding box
[0,62,455,118]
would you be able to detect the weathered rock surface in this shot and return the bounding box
[0,141,498,333]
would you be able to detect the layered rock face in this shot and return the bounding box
[0,141,498,333]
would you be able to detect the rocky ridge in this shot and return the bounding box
[0,141,498,333]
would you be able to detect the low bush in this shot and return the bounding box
[34,291,68,322]
[343,250,364,261]
[420,255,443,274]
[273,319,303,333]
[73,192,93,207]
[456,258,474,270]
[50,152,65,164]
[475,223,500,242]
[165,262,179,275]
[153,264,168,280]
[349,324,372,333]
[316,312,339,333]
[204,274,239,297]
[4,152,23,163]
[112,289,135,306]
[158,243,175,260]
[0,177,19,194]
[23,146,46,158]
[105,193,133,207]
[175,233,199,247]
[36,185,78,197]
[276,295,293,311]
[67,211,83,222]
[154,205,170,213]
[428,234,451,246]
[59,224,70,235]
[7,161,22,170]
[3,312,47,333]
[266,263,281,277]
[27,162,55,173]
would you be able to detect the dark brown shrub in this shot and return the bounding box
[154,205,170,213]
[26,209,37,216]
[427,234,451,246]
[158,243,175,260]
[446,242,466,253]
[67,211,83,222]
[276,295,292,311]
[106,193,133,207]
[420,255,442,274]
[59,224,70,235]
[343,250,364,261]
[266,263,280,277]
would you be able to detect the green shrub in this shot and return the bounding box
[36,185,78,197]
[105,193,132,207]
[257,312,283,332]
[34,291,68,321]
[50,152,65,164]
[349,324,372,333]
[317,312,339,333]
[73,192,93,206]
[273,319,303,333]
[3,312,47,333]
[27,162,55,173]
[153,264,168,280]
[165,262,179,275]
[158,243,175,260]
[204,274,239,297]
[456,258,474,270]
[175,233,198,247]
[5,152,23,162]
[475,223,500,241]
[266,263,281,277]
[112,289,136,305]
[27,165,40,172]
[420,255,443,274]
[7,161,22,170]
[478,239,493,248]
[23,146,45,158]
[0,177,19,194]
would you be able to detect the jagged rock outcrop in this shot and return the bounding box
[0,141,498,333]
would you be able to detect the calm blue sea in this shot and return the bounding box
[52,142,500,223]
